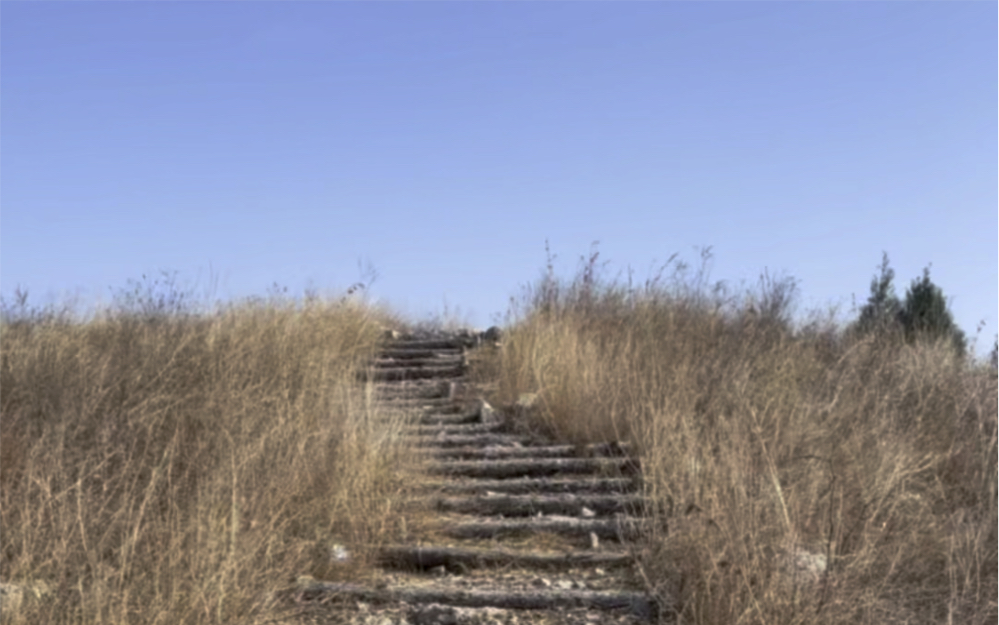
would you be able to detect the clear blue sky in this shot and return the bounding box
[2,3,996,350]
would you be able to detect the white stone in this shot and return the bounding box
[789,548,827,584]
[477,400,501,425]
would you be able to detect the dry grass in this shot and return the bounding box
[1,295,419,624]
[489,253,997,624]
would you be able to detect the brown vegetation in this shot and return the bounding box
[0,296,416,624]
[489,252,997,624]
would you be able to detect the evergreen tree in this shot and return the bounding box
[856,252,902,335]
[897,266,967,356]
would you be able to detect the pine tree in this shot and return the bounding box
[897,266,967,356]
[856,252,901,335]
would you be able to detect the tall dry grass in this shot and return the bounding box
[1,295,414,624]
[493,253,997,624]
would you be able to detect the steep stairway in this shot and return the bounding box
[292,332,661,625]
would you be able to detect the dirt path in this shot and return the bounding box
[287,333,663,625]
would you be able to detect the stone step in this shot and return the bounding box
[428,442,631,460]
[374,395,455,405]
[287,579,656,618]
[375,355,465,368]
[377,401,467,416]
[442,514,644,541]
[377,545,633,572]
[421,477,639,495]
[380,348,465,359]
[407,433,534,448]
[364,365,465,382]
[372,381,452,399]
[404,422,504,436]
[428,457,640,479]
[435,493,646,517]
[384,339,468,351]
[413,412,482,425]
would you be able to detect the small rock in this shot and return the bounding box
[789,548,827,584]
[593,568,605,576]
[477,400,501,425]
[590,532,600,549]
[330,543,350,562]
[532,577,552,588]
[580,506,596,518]
[555,580,574,590]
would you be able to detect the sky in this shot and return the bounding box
[2,3,996,351]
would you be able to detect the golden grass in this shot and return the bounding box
[488,256,997,624]
[1,297,418,624]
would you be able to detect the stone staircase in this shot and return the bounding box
[292,332,662,625]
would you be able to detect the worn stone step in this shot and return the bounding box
[435,493,646,517]
[377,401,464,414]
[288,580,656,618]
[405,422,504,436]
[428,457,640,479]
[375,392,457,403]
[380,348,465,360]
[377,545,633,572]
[429,442,632,460]
[372,381,452,399]
[364,365,465,382]
[384,339,468,350]
[375,355,465,368]
[378,401,467,416]
[442,514,643,541]
[413,412,482,425]
[377,395,455,405]
[408,433,534,448]
[399,604,653,625]
[370,414,470,431]
[427,444,562,460]
[421,477,639,495]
